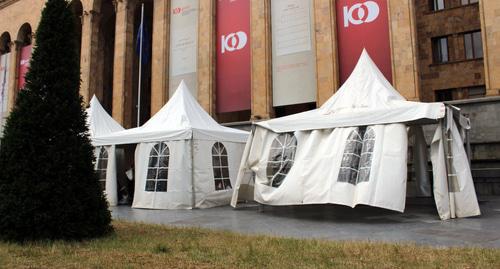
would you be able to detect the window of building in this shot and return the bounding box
[429,0,445,11]
[467,86,486,99]
[145,142,169,192]
[461,0,479,5]
[96,147,108,190]
[435,89,454,102]
[464,31,483,59]
[212,142,232,191]
[432,36,449,63]
[338,126,375,185]
[266,133,297,188]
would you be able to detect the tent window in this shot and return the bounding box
[338,126,375,185]
[96,147,108,190]
[266,133,297,188]
[212,142,232,191]
[145,142,169,192]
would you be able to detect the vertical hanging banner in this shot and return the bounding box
[169,0,199,97]
[271,0,317,107]
[17,45,32,90]
[0,53,10,135]
[336,0,392,84]
[216,0,250,113]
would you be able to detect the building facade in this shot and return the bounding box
[0,0,499,192]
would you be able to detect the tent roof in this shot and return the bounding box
[257,49,445,133]
[92,81,248,146]
[87,95,124,138]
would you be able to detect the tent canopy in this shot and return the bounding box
[257,49,445,133]
[231,49,480,220]
[86,95,124,138]
[93,81,248,146]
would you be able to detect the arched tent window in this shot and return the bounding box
[358,127,375,183]
[146,142,169,192]
[266,133,297,188]
[96,146,108,190]
[212,142,231,191]
[338,126,375,185]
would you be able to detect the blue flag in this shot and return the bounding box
[136,22,150,65]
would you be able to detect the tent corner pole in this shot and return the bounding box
[190,139,196,209]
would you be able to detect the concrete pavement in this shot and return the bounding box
[111,196,500,248]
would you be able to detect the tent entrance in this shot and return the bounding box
[115,144,137,206]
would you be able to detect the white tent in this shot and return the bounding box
[87,95,125,206]
[231,50,480,220]
[94,81,249,209]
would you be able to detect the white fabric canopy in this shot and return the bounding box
[231,50,480,220]
[86,95,124,138]
[92,81,249,209]
[257,50,445,132]
[87,96,125,206]
[93,80,248,146]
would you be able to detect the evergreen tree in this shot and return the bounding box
[0,0,112,241]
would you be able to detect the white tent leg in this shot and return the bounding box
[442,119,457,219]
[190,139,196,209]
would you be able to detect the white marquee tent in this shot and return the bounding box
[94,81,249,209]
[87,95,125,206]
[231,50,480,220]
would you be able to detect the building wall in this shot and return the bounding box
[479,0,500,97]
[415,0,485,102]
[0,0,498,122]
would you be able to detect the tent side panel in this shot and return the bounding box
[193,139,245,208]
[132,140,193,209]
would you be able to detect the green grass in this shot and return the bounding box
[0,221,499,268]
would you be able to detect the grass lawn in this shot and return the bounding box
[0,221,499,268]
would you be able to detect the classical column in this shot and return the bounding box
[313,0,339,106]
[479,0,500,96]
[112,0,135,128]
[250,0,272,120]
[387,0,420,101]
[80,9,100,104]
[7,41,20,111]
[197,0,216,115]
[150,0,169,114]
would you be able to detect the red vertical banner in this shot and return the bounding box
[216,0,250,113]
[336,0,392,84]
[18,45,32,90]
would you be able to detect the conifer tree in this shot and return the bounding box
[0,0,112,241]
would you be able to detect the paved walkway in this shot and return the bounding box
[111,197,500,248]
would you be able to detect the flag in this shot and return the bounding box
[136,21,150,65]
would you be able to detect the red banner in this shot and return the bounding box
[216,0,250,113]
[336,0,392,84]
[18,45,32,90]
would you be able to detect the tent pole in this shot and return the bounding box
[136,3,144,127]
[190,139,196,209]
[442,119,456,219]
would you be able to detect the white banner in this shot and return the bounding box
[0,53,10,137]
[271,0,317,107]
[169,0,199,97]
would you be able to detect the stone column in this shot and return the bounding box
[112,0,135,128]
[7,41,20,111]
[197,0,216,115]
[80,9,100,104]
[387,0,420,101]
[150,0,169,114]
[313,0,339,106]
[479,0,500,96]
[250,0,272,120]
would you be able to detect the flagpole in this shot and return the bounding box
[137,2,144,127]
